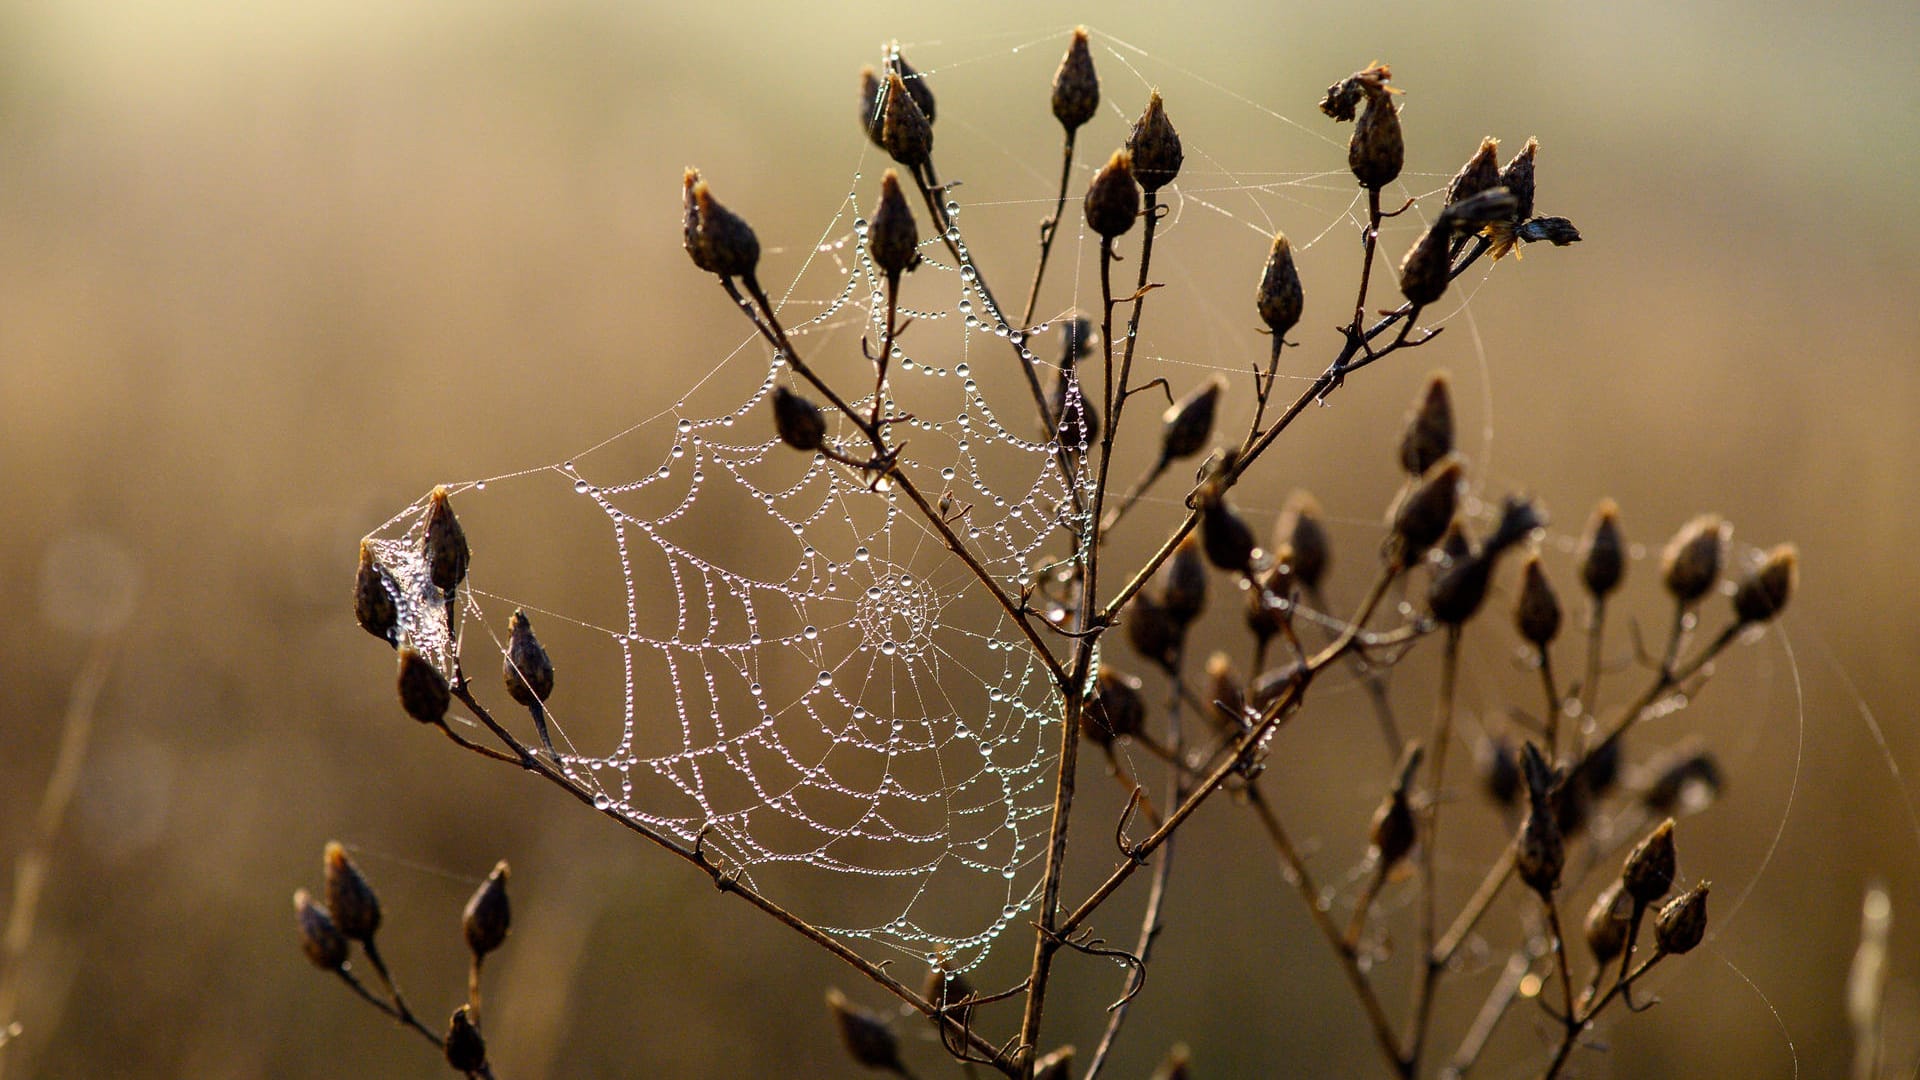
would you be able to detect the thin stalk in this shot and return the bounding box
[1404,626,1463,1076]
[1577,597,1607,727]
[1542,897,1577,1036]
[1441,949,1534,1079]
[1541,952,1665,1079]
[1538,650,1562,756]
[1020,130,1078,329]
[333,967,444,1050]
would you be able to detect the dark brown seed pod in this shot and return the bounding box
[1204,652,1246,733]
[1500,137,1539,222]
[922,967,976,1032]
[1276,491,1330,591]
[1429,549,1494,626]
[1654,880,1711,955]
[1476,733,1522,806]
[1123,592,1181,672]
[1347,64,1402,191]
[424,485,469,596]
[1578,499,1627,599]
[1642,749,1723,816]
[1248,661,1306,714]
[1318,73,1364,122]
[1399,373,1454,476]
[1245,562,1291,646]
[1733,543,1798,625]
[444,1006,487,1074]
[869,169,920,280]
[1256,232,1305,339]
[1445,137,1502,209]
[879,70,933,168]
[462,860,511,959]
[323,842,381,942]
[354,541,398,645]
[1390,456,1463,562]
[1516,555,1563,647]
[826,988,905,1073]
[1517,216,1583,246]
[1444,187,1520,234]
[1201,495,1258,576]
[680,169,761,279]
[1158,533,1208,627]
[1486,495,1547,555]
[1623,818,1678,906]
[1661,514,1728,605]
[1160,375,1225,464]
[772,386,828,452]
[859,66,885,146]
[1370,743,1424,870]
[397,645,451,725]
[1516,742,1566,898]
[1126,91,1183,193]
[294,889,348,971]
[504,609,555,711]
[1051,27,1099,132]
[1398,218,1453,306]
[1585,879,1634,963]
[1439,519,1473,566]
[1084,666,1146,745]
[1084,149,1140,239]
[892,51,935,125]
[1033,1046,1076,1080]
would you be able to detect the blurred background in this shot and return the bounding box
[1,0,1916,1076]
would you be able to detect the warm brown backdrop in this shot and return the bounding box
[1,1,1916,1077]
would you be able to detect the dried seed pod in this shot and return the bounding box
[1084,149,1140,239]
[1399,373,1454,476]
[1661,514,1728,605]
[504,609,555,711]
[922,967,976,1031]
[1733,543,1798,624]
[1623,818,1678,906]
[1439,519,1473,566]
[1390,456,1463,562]
[1159,533,1208,626]
[1123,592,1180,671]
[1370,744,1424,870]
[323,842,381,942]
[1256,232,1305,339]
[1578,499,1627,599]
[892,51,935,125]
[424,485,469,596]
[397,645,451,725]
[1245,562,1290,646]
[1126,91,1183,193]
[1398,218,1453,306]
[1585,879,1634,964]
[1033,1046,1076,1080]
[445,1005,487,1074]
[827,988,904,1073]
[1248,661,1306,714]
[354,542,398,645]
[1084,666,1145,745]
[1160,375,1225,464]
[772,386,828,452]
[1445,137,1502,209]
[1318,73,1364,122]
[1516,555,1563,647]
[1554,770,1595,838]
[1516,742,1566,898]
[1487,496,1546,554]
[879,70,933,168]
[1201,496,1258,576]
[1429,549,1495,626]
[1347,64,1402,191]
[1276,491,1330,591]
[1517,216,1582,246]
[462,860,511,959]
[1654,881,1711,955]
[680,169,761,279]
[868,170,920,280]
[1204,652,1245,732]
[1051,27,1099,132]
[1444,187,1520,233]
[1642,749,1723,816]
[1476,733,1522,807]
[1500,137,1538,222]
[294,889,348,971]
[859,66,885,146]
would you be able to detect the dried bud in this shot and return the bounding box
[1390,457,1463,562]
[1476,734,1522,806]
[681,170,761,279]
[1370,744,1424,870]
[1256,232,1305,339]
[397,645,451,725]
[892,52,935,125]
[1486,496,1546,554]
[1084,150,1140,239]
[1248,661,1305,714]
[1033,1046,1076,1080]
[1245,563,1290,645]
[1439,520,1473,566]
[504,609,555,711]
[1733,543,1798,624]
[1160,375,1225,464]
[1516,742,1566,897]
[1654,880,1711,955]
[1051,28,1099,132]
[1276,491,1330,591]
[1429,549,1495,626]
[922,967,975,1031]
[1399,373,1453,476]
[462,860,511,959]
[1661,514,1728,605]
[826,988,905,1073]
[323,842,381,942]
[1398,218,1452,306]
[294,889,348,971]
[1444,187,1519,233]
[1123,592,1180,672]
[445,1005,487,1074]
[772,386,828,452]
[1642,749,1723,816]
[1084,666,1145,745]
[1445,137,1502,209]
[1204,652,1245,732]
[1623,818,1678,906]
[879,70,933,168]
[1201,496,1258,576]
[1516,556,1563,647]
[1347,65,1402,190]
[1126,91,1183,193]
[859,66,885,145]
[1318,74,1364,122]
[1500,138,1538,223]
[424,485,469,596]
[868,169,920,280]
[1578,499,1627,599]
[1159,534,1208,626]
[1517,217,1582,246]
[354,542,398,645]
[1584,880,1634,963]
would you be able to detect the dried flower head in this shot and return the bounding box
[1370,743,1424,870]
[1732,543,1798,624]
[1429,548,1495,626]
[1517,216,1583,246]
[323,841,381,942]
[1276,491,1330,591]
[1204,652,1245,733]
[826,988,906,1074]
[424,485,469,596]
[891,51,935,125]
[1661,513,1729,605]
[1500,137,1539,222]
[1052,28,1099,132]
[1160,375,1225,464]
[1399,373,1454,476]
[859,65,884,146]
[1390,456,1464,561]
[1585,879,1634,963]
[1623,818,1678,906]
[1345,64,1403,191]
[504,609,555,711]
[462,860,511,959]
[1084,666,1146,745]
[1124,591,1181,672]
[1654,880,1711,955]
[1127,91,1184,193]
[869,170,920,280]
[772,386,828,452]
[1398,218,1453,306]
[1084,149,1140,239]
[1578,498,1627,599]
[681,170,762,279]
[354,541,397,645]
[1159,533,1208,627]
[1200,494,1259,576]
[1516,742,1566,897]
[879,70,933,168]
[294,888,348,971]
[1516,555,1563,647]
[444,1005,487,1074]
[1256,232,1305,339]
[397,645,451,725]
[1446,137,1502,209]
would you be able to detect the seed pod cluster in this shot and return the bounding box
[1324,63,1402,191]
[1732,543,1798,624]
[323,842,382,942]
[1389,456,1463,562]
[1275,491,1330,592]
[1516,555,1563,647]
[504,609,555,712]
[294,889,348,971]
[1445,137,1502,209]
[397,645,451,725]
[424,485,469,596]
[1654,881,1711,955]
[1623,818,1678,906]
[1584,879,1634,963]
[1579,499,1627,599]
[445,1006,488,1074]
[1083,666,1145,746]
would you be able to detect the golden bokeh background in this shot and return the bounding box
[0,1,1915,1076]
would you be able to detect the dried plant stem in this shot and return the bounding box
[1541,952,1665,1079]
[1404,626,1463,1076]
[1306,584,1404,759]
[1537,650,1562,755]
[1020,130,1078,329]
[1541,898,1577,1035]
[1441,948,1536,1079]
[332,967,444,1050]
[1577,597,1608,724]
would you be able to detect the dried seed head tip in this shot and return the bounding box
[826,988,905,1072]
[1661,513,1728,604]
[1500,137,1539,222]
[323,841,381,942]
[880,70,933,167]
[1446,137,1502,208]
[859,66,884,144]
[772,386,828,452]
[869,169,920,279]
[1654,880,1711,955]
[294,889,348,971]
[354,541,398,645]
[1348,65,1403,190]
[1399,373,1454,476]
[1277,491,1330,591]
[1516,555,1563,647]
[891,50,935,124]
[424,485,469,595]
[1733,543,1798,624]
[1623,818,1678,906]
[1516,742,1566,897]
[1052,27,1100,132]
[463,860,512,959]
[1159,533,1209,627]
[1084,149,1140,239]
[1390,456,1464,561]
[397,644,451,725]
[1160,374,1226,463]
[445,1006,487,1074]
[1579,498,1626,598]
[504,609,555,710]
[1256,232,1304,338]
[1127,90,1183,192]
[680,170,761,279]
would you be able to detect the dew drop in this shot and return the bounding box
[677,418,693,433]
[817,671,833,687]
[574,479,590,494]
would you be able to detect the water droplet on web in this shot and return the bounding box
[817,671,833,687]
[474,481,486,490]
[1002,904,1018,917]
[853,217,869,235]
[749,683,763,697]
[677,418,693,433]
[592,793,612,810]
[574,479,590,494]
[803,625,818,640]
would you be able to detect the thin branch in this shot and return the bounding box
[1404,626,1463,1076]
[1020,129,1078,329]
